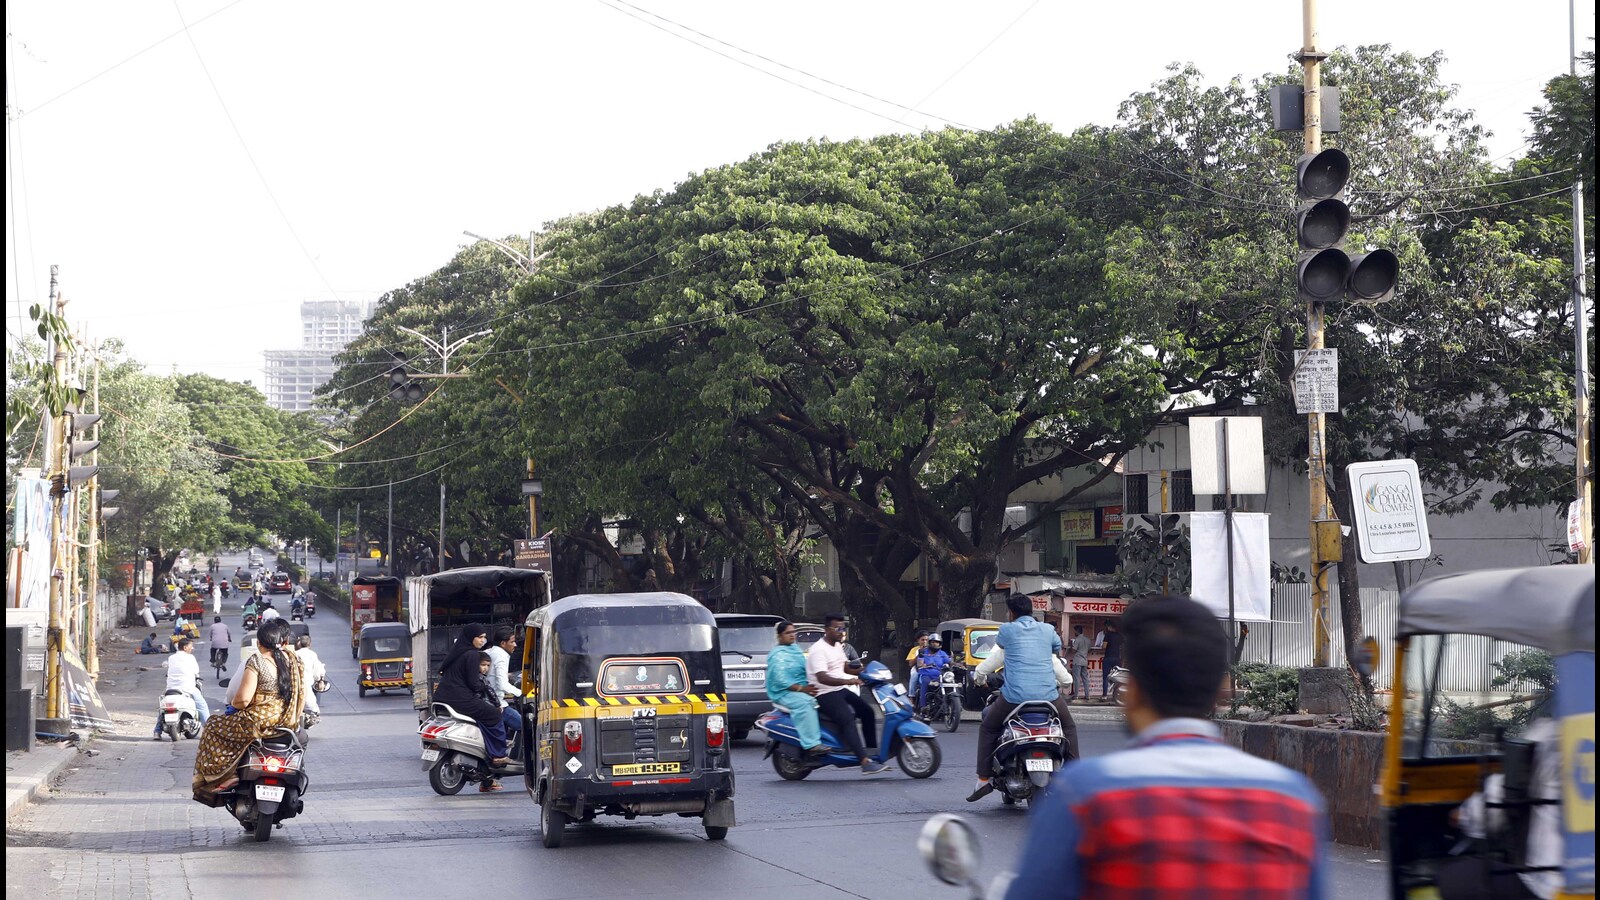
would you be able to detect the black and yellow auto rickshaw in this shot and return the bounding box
[519,592,735,848]
[936,618,1003,710]
[1378,565,1594,899]
[356,621,413,698]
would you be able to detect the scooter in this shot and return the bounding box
[303,594,316,618]
[418,702,526,795]
[917,664,964,733]
[242,613,259,632]
[1107,665,1128,706]
[216,726,309,842]
[157,676,205,741]
[757,659,942,780]
[977,673,1072,808]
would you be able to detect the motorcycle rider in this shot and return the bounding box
[914,634,952,712]
[154,638,209,740]
[765,620,827,757]
[208,616,232,670]
[805,614,890,775]
[290,593,305,619]
[432,625,510,768]
[482,626,522,792]
[260,603,282,622]
[967,593,1079,802]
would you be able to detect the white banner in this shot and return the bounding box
[12,476,54,610]
[1189,512,1272,623]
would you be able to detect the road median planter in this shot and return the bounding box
[1216,719,1383,849]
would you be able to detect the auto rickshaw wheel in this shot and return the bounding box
[539,797,568,848]
[771,751,812,781]
[428,758,465,795]
[704,825,728,841]
[897,737,941,779]
[358,685,367,698]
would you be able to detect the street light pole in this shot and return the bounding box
[439,476,447,573]
[1570,0,1593,563]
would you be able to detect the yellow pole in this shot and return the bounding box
[45,269,68,720]
[1300,0,1336,667]
[85,354,103,681]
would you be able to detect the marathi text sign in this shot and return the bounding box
[1060,509,1097,541]
[1293,349,1339,414]
[1347,459,1432,563]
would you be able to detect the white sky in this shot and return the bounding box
[6,1,1594,385]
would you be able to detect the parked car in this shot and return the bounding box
[714,613,783,740]
[269,573,293,594]
[145,597,175,621]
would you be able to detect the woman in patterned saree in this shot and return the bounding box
[192,618,305,806]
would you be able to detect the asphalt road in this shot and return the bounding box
[5,548,1388,898]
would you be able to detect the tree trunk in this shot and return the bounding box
[1329,478,1373,696]
[935,557,994,620]
[148,546,180,600]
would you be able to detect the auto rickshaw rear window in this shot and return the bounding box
[557,622,714,656]
[370,637,404,654]
[598,658,690,696]
[969,629,999,658]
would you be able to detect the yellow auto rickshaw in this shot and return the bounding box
[1378,565,1594,899]
[936,618,1003,710]
[520,592,735,848]
[356,621,413,698]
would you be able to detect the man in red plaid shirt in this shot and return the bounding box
[1004,595,1328,899]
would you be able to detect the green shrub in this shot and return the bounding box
[1232,662,1300,716]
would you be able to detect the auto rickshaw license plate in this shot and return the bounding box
[611,762,681,776]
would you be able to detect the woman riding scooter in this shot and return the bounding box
[430,625,510,772]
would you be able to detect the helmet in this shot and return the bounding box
[925,634,942,645]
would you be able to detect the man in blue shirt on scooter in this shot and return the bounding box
[968,593,1078,802]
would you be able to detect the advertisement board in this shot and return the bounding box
[1347,459,1432,563]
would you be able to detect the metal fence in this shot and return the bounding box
[1237,583,1538,694]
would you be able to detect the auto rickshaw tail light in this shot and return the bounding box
[562,721,583,753]
[706,714,726,748]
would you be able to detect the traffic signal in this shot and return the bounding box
[1294,147,1399,303]
[99,488,121,521]
[386,353,426,404]
[52,406,101,494]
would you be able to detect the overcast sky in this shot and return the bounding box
[6,1,1594,386]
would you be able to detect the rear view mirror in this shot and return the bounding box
[918,814,981,890]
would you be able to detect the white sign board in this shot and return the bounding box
[1293,349,1339,414]
[1347,459,1432,563]
[1188,417,1266,495]
[1188,512,1272,622]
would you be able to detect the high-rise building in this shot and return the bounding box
[264,300,375,412]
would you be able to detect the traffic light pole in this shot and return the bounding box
[85,355,102,681]
[1571,0,1593,564]
[1299,0,1335,667]
[45,267,68,721]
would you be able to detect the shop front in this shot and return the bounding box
[1061,595,1128,699]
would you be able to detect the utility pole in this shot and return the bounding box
[334,508,342,586]
[44,267,68,721]
[387,481,394,571]
[355,503,362,576]
[526,458,539,538]
[438,477,447,573]
[1298,0,1337,667]
[85,355,103,681]
[1571,0,1593,564]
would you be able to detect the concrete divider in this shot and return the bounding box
[1217,720,1384,849]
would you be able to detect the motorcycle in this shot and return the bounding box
[1107,665,1129,706]
[917,664,964,733]
[217,726,309,842]
[242,613,259,632]
[756,659,942,780]
[417,702,526,795]
[977,672,1072,807]
[304,594,316,618]
[157,676,205,741]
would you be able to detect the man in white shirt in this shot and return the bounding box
[485,629,522,734]
[259,605,281,622]
[153,638,209,739]
[805,614,888,775]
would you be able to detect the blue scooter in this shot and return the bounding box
[756,660,942,780]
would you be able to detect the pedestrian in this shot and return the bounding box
[1003,595,1329,899]
[211,582,222,616]
[904,630,928,682]
[138,632,168,655]
[1099,621,1122,699]
[1068,625,1090,700]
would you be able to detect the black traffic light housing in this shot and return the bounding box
[1293,147,1399,303]
[386,352,426,404]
